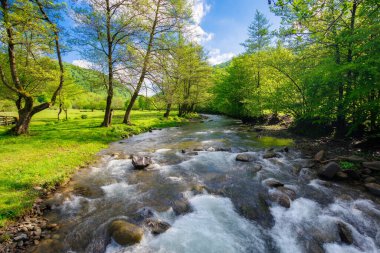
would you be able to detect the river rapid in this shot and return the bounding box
[33,115,380,253]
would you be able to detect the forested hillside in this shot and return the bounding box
[207,1,380,138]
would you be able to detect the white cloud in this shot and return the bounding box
[72,59,93,69]
[186,0,214,44]
[208,49,235,65]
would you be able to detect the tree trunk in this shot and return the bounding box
[164,103,172,118]
[123,0,161,124]
[11,96,33,135]
[101,0,113,127]
[334,43,346,138]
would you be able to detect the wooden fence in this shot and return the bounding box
[0,116,17,126]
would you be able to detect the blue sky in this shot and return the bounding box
[200,0,281,64]
[65,0,281,67]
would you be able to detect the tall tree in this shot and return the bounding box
[72,0,136,127]
[122,0,189,124]
[241,10,272,54]
[0,0,64,135]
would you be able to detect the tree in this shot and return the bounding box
[72,0,136,127]
[241,10,272,54]
[0,0,64,135]
[122,0,190,124]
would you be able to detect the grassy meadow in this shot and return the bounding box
[0,109,185,227]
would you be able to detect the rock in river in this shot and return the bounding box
[337,222,353,245]
[172,198,192,215]
[268,191,291,208]
[362,161,380,171]
[364,183,380,196]
[108,220,143,246]
[236,153,255,162]
[263,151,279,159]
[263,178,284,188]
[314,150,325,162]
[132,155,153,170]
[318,162,340,179]
[144,218,171,235]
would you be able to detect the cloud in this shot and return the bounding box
[72,59,93,69]
[208,49,235,65]
[186,0,214,43]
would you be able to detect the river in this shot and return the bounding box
[33,115,380,253]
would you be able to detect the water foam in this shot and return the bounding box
[106,195,266,253]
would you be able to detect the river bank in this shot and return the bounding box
[0,110,186,252]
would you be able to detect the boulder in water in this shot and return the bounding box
[364,183,380,196]
[263,151,279,159]
[236,153,255,162]
[364,177,376,183]
[268,191,291,208]
[144,218,171,235]
[337,222,353,245]
[277,186,296,200]
[132,155,153,170]
[172,198,192,215]
[108,220,143,246]
[314,150,325,162]
[336,171,348,180]
[318,162,340,179]
[263,178,284,188]
[362,161,380,171]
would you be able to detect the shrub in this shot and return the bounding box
[81,114,88,119]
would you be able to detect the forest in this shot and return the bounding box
[1,0,378,138]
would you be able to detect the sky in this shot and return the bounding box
[67,0,282,67]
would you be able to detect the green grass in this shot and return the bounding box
[0,109,185,227]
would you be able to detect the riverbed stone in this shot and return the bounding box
[318,162,340,179]
[277,186,296,200]
[144,218,171,235]
[263,151,279,159]
[336,171,348,180]
[364,177,376,183]
[268,191,291,208]
[172,198,192,215]
[108,220,143,246]
[236,153,255,162]
[362,161,380,171]
[263,178,284,188]
[364,183,380,196]
[13,233,28,241]
[131,155,153,170]
[314,150,325,162]
[337,222,353,245]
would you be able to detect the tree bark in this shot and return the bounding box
[123,0,161,124]
[164,103,172,118]
[101,0,114,127]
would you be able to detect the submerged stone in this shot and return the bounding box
[144,218,171,235]
[318,162,340,179]
[337,222,353,245]
[263,178,284,188]
[132,155,153,170]
[172,198,192,215]
[108,220,143,246]
[364,183,380,196]
[236,153,255,162]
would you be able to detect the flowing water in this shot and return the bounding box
[34,115,380,253]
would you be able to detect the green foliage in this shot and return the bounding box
[81,114,88,119]
[210,1,380,136]
[340,161,357,171]
[241,10,272,53]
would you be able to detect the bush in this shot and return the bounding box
[81,114,88,119]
